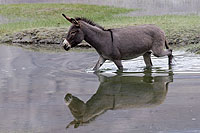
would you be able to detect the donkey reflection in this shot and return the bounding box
[65,72,173,128]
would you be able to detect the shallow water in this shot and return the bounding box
[1,0,200,16]
[0,44,200,133]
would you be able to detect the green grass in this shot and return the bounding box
[0,3,133,35]
[0,3,200,37]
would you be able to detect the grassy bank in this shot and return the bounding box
[1,4,200,35]
[0,3,134,35]
[0,3,200,52]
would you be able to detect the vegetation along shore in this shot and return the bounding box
[0,4,200,53]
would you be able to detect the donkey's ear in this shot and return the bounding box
[62,14,79,26]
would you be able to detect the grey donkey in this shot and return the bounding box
[62,14,173,71]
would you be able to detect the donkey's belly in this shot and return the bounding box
[117,42,151,60]
[121,52,146,60]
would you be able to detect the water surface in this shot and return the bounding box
[0,45,200,132]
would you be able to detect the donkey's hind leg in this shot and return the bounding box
[143,51,153,68]
[113,60,123,70]
[93,56,106,71]
[168,49,173,65]
[152,45,173,65]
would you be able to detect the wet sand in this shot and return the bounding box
[0,45,200,133]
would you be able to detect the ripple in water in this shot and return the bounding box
[86,51,200,74]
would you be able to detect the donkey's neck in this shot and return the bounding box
[80,21,111,51]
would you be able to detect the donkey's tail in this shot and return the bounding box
[165,39,175,65]
[165,40,170,49]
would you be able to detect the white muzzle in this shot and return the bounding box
[62,39,71,51]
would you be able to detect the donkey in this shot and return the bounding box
[65,72,173,128]
[62,14,173,70]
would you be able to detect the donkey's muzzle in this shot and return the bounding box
[64,93,73,106]
[63,44,71,51]
[62,39,71,51]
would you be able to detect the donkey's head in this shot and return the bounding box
[62,14,84,51]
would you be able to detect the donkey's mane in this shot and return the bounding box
[75,17,105,30]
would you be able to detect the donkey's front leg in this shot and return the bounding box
[113,60,123,70]
[93,56,106,70]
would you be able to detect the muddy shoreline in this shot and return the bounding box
[0,27,92,49]
[0,27,200,52]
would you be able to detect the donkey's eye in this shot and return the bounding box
[70,31,76,35]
